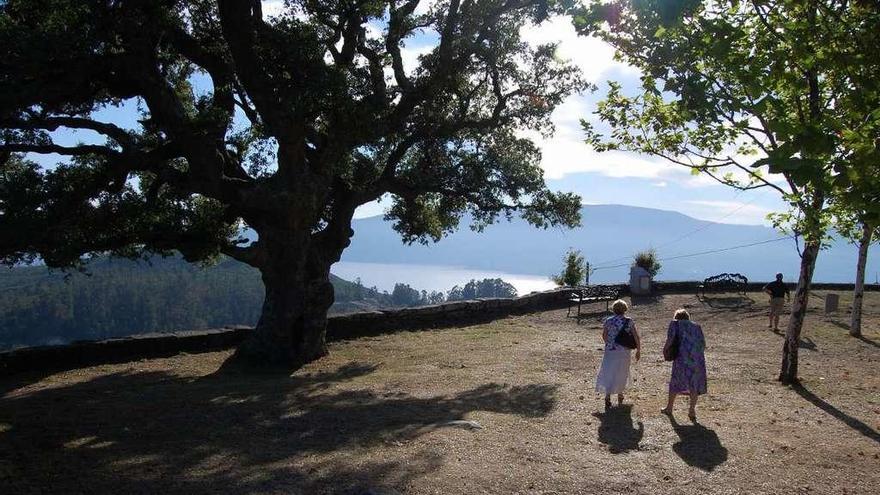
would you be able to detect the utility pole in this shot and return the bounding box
[585,261,591,286]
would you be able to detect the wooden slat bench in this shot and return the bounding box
[567,285,622,318]
[698,273,748,297]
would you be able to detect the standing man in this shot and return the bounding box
[763,273,790,331]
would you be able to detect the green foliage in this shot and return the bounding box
[389,283,448,306]
[0,255,392,350]
[0,0,587,269]
[391,283,423,307]
[447,278,518,301]
[576,0,880,244]
[552,249,586,287]
[633,248,661,278]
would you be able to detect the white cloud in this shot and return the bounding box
[518,16,673,182]
[400,44,434,74]
[354,199,386,219]
[518,96,688,181]
[261,0,285,18]
[517,15,794,196]
[520,16,639,83]
[529,131,672,180]
[414,0,440,16]
[257,5,778,195]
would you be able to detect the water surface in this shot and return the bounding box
[331,261,557,295]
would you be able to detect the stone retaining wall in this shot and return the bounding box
[1,288,576,375]
[3,282,876,375]
[0,327,253,376]
[651,281,880,294]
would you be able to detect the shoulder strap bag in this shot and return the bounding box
[614,317,637,349]
[664,321,681,361]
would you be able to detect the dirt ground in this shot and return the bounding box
[1,291,878,494]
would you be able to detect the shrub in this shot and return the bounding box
[552,249,586,287]
[633,249,661,278]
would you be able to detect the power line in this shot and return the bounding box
[591,235,794,272]
[659,236,793,262]
[653,199,759,251]
[590,198,761,269]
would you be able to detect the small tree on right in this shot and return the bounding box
[829,163,880,338]
[576,0,880,384]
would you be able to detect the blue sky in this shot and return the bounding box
[28,2,790,228]
[338,8,791,225]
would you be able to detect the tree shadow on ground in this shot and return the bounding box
[667,416,728,472]
[854,334,880,349]
[0,362,558,494]
[827,321,880,348]
[0,369,55,397]
[792,383,880,444]
[591,405,644,454]
[798,337,818,351]
[699,294,755,310]
[769,329,818,351]
[828,320,851,332]
[574,308,613,323]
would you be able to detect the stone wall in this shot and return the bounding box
[0,288,576,375]
[0,326,253,376]
[651,280,880,294]
[3,282,876,375]
[327,288,575,341]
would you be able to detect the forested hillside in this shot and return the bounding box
[0,256,391,350]
[0,257,521,350]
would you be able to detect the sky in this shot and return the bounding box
[26,2,790,228]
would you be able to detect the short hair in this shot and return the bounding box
[611,299,628,315]
[776,273,784,280]
[673,308,690,320]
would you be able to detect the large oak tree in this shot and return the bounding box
[0,0,585,367]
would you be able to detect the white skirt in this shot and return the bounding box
[595,349,632,395]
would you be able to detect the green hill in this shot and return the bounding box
[0,256,391,350]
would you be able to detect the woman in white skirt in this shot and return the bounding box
[595,299,641,410]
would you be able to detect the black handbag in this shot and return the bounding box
[614,317,637,349]
[664,321,681,361]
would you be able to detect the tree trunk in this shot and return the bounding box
[779,239,821,384]
[850,223,872,337]
[232,234,335,368]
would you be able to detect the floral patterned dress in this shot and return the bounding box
[667,320,707,395]
[595,315,636,395]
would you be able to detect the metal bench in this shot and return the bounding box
[567,285,621,318]
[698,273,748,297]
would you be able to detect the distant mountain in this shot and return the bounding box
[341,204,879,283]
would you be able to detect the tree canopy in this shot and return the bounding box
[1,0,585,266]
[575,0,880,383]
[0,0,586,366]
[577,0,879,239]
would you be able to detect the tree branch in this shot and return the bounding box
[220,242,266,268]
[217,0,290,136]
[0,142,117,157]
[3,116,133,147]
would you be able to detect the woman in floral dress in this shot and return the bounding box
[661,308,707,421]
